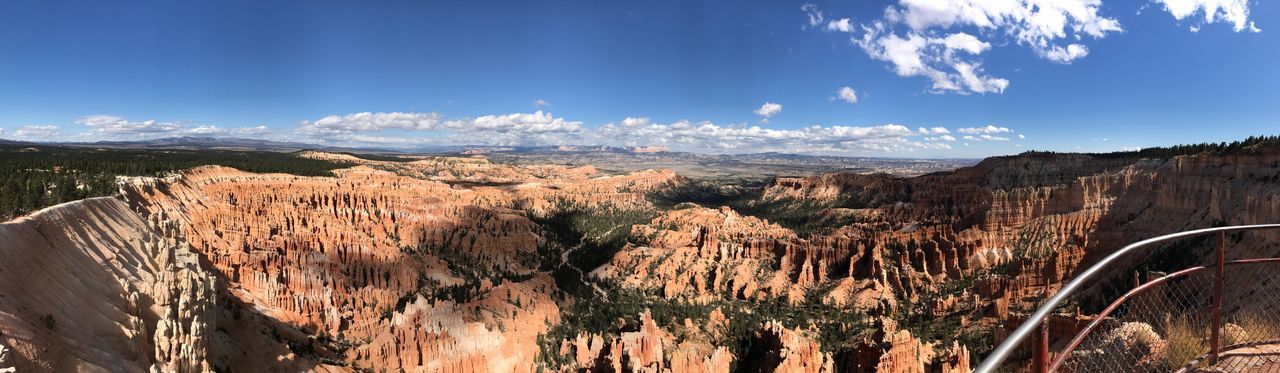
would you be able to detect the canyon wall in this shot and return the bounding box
[115,158,678,371]
[3,148,1278,372]
[0,197,218,371]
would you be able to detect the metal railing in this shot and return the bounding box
[977,224,1280,372]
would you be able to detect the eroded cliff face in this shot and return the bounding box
[113,158,677,371]
[4,149,1278,372]
[0,197,328,372]
[0,197,216,372]
[759,151,1280,358]
[589,150,1280,370]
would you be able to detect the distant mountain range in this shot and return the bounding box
[0,135,977,174]
[0,136,978,162]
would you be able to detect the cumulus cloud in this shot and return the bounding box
[186,125,226,135]
[13,125,62,139]
[754,102,783,122]
[1154,0,1261,32]
[593,117,953,153]
[1042,44,1091,63]
[809,0,1126,93]
[445,111,584,133]
[855,29,1009,93]
[169,125,276,137]
[535,99,550,108]
[827,18,854,32]
[76,115,184,135]
[963,134,1010,141]
[298,110,1008,154]
[68,115,282,140]
[836,86,859,104]
[958,125,1012,134]
[304,112,444,134]
[941,32,990,54]
[301,111,584,147]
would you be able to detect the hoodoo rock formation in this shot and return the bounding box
[0,197,329,372]
[113,157,676,371]
[0,197,217,371]
[1,147,1278,372]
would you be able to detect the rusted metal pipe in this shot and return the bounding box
[1210,231,1225,364]
[1034,317,1049,373]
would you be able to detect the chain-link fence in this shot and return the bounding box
[1057,261,1280,372]
[979,226,1280,373]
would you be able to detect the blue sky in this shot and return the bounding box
[0,0,1275,157]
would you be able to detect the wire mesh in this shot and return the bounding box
[1206,261,1280,371]
[1054,261,1280,372]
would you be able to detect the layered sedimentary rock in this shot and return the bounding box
[5,147,1279,372]
[593,206,807,303]
[115,156,676,371]
[0,198,217,372]
[592,149,1280,370]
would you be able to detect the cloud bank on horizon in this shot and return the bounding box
[0,0,1266,156]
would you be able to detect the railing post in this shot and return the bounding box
[1034,316,1049,373]
[1211,231,1225,364]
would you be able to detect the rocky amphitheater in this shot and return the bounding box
[2,148,1279,372]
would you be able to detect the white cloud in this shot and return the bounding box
[1018,134,1026,139]
[594,117,953,153]
[827,18,854,32]
[942,32,990,55]
[754,102,783,121]
[301,111,584,147]
[958,125,1012,134]
[535,99,550,108]
[836,86,859,104]
[811,0,1125,93]
[186,125,225,135]
[1042,44,1090,63]
[305,112,444,133]
[178,125,276,137]
[298,110,1016,155]
[856,30,1009,94]
[1154,0,1261,32]
[76,115,184,135]
[801,3,824,28]
[963,134,1011,141]
[13,125,62,139]
[445,111,583,133]
[888,0,1123,44]
[67,116,282,140]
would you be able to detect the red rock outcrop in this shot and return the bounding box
[113,157,677,371]
[0,197,217,371]
[7,147,1279,372]
[0,197,334,372]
